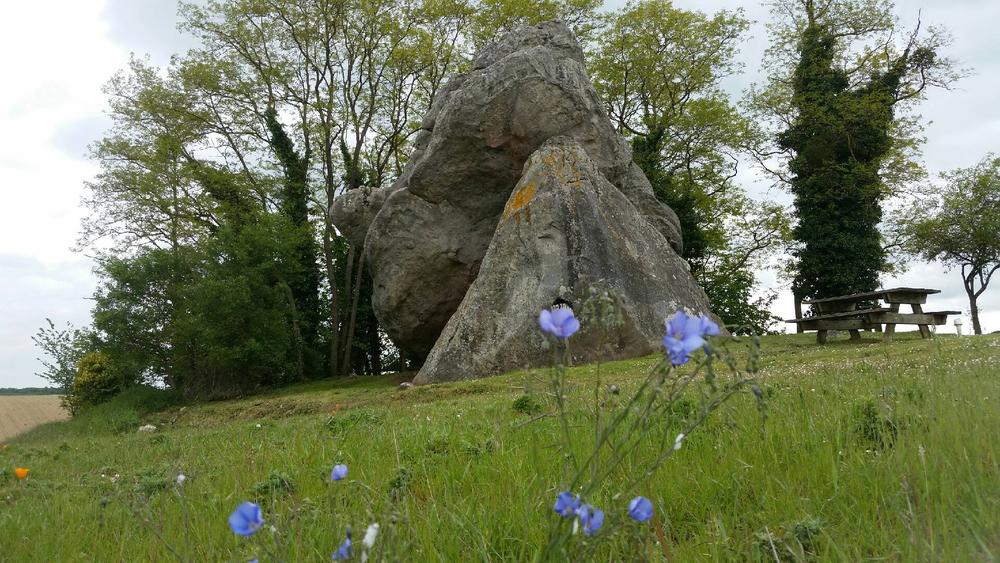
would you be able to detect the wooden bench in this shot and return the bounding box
[786,287,960,344]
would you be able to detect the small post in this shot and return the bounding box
[954,317,964,337]
[793,294,804,333]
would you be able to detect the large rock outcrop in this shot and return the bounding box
[414,138,715,383]
[332,21,716,381]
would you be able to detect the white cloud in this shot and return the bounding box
[0,0,187,387]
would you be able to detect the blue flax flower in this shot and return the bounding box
[577,504,604,536]
[627,496,654,522]
[554,491,581,518]
[331,464,348,481]
[332,529,352,560]
[663,310,720,366]
[228,502,265,537]
[539,308,580,339]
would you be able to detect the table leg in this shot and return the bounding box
[849,329,861,341]
[817,330,828,344]
[912,304,932,338]
[874,324,883,333]
[884,323,895,343]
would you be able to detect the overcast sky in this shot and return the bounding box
[1,0,997,388]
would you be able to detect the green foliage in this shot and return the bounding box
[593,1,754,268]
[754,516,825,561]
[69,351,129,411]
[751,0,960,302]
[779,22,902,300]
[251,470,296,501]
[464,0,602,47]
[592,0,788,329]
[265,108,322,348]
[901,155,1000,334]
[131,468,172,499]
[850,398,899,450]
[387,467,411,502]
[92,215,314,399]
[511,394,543,415]
[31,319,94,391]
[702,266,781,335]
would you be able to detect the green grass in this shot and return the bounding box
[1,332,998,561]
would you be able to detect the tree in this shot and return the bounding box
[31,320,94,391]
[750,0,960,306]
[591,0,790,331]
[902,156,1000,335]
[178,0,471,377]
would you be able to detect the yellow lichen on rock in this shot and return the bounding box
[502,182,537,221]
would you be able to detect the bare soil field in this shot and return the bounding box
[0,395,69,442]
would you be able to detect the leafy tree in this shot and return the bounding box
[463,0,601,48]
[591,0,789,331]
[92,215,311,399]
[902,156,1000,335]
[266,108,322,353]
[750,0,960,305]
[31,320,94,391]
[178,0,469,376]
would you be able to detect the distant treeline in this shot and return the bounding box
[0,387,62,395]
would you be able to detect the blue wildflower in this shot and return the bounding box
[627,496,654,522]
[331,464,348,481]
[577,504,604,536]
[228,502,265,537]
[539,308,580,339]
[332,529,352,560]
[663,310,719,366]
[554,491,581,518]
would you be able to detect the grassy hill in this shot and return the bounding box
[1,332,998,561]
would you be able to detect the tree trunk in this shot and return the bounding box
[337,245,356,374]
[969,292,982,335]
[793,293,804,333]
[343,250,365,374]
[281,283,305,380]
[322,222,341,378]
[369,313,382,376]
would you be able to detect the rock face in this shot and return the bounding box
[414,138,715,383]
[331,21,716,380]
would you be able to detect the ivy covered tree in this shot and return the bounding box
[752,0,960,305]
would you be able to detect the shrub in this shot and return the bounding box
[851,398,899,450]
[251,471,296,502]
[754,516,825,561]
[67,351,127,412]
[512,394,544,415]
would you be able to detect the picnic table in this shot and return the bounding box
[786,287,960,344]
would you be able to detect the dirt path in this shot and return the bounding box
[0,395,69,442]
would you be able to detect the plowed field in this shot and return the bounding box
[0,395,68,442]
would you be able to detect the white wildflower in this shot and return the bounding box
[363,523,380,548]
[673,433,685,451]
[176,474,186,486]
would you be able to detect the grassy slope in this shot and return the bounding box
[1,332,998,561]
